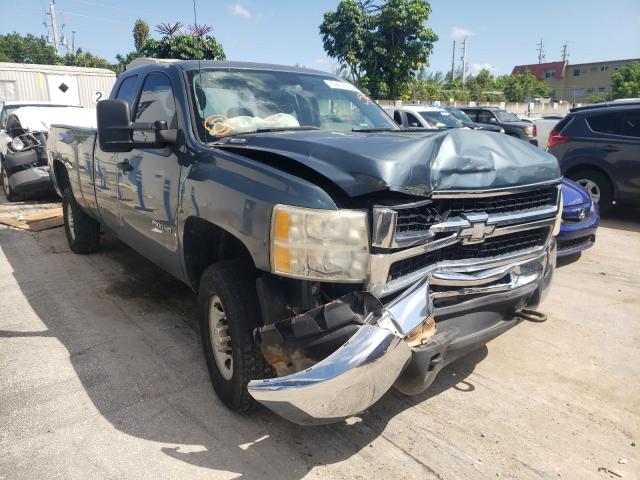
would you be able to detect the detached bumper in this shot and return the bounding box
[9,166,54,197]
[249,243,556,425]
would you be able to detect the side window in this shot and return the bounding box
[393,110,403,126]
[115,75,139,108]
[619,110,640,138]
[405,112,421,127]
[133,73,177,142]
[477,110,496,123]
[587,112,620,135]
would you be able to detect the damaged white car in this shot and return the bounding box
[0,106,96,201]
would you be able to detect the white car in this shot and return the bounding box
[383,105,465,129]
[1,105,95,200]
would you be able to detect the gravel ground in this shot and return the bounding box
[0,192,638,480]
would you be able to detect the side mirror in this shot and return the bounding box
[98,99,133,153]
[98,99,177,153]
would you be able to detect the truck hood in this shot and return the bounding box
[218,128,561,197]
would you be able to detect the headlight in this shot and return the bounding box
[9,137,24,152]
[271,205,369,282]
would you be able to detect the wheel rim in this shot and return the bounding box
[66,201,76,241]
[2,168,8,196]
[208,295,233,380]
[576,179,601,204]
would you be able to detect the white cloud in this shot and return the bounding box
[229,4,251,18]
[471,63,496,75]
[451,26,474,40]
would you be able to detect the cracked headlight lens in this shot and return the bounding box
[271,205,369,282]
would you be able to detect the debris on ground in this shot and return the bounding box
[0,207,63,231]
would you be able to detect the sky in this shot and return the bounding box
[2,0,640,76]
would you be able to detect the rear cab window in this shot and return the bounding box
[115,75,139,107]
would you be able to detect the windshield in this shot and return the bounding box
[494,110,521,122]
[188,69,397,140]
[419,110,461,129]
[446,108,472,123]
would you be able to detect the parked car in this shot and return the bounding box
[461,106,538,145]
[442,106,504,133]
[48,60,561,425]
[384,105,463,129]
[1,105,94,200]
[546,99,640,213]
[557,179,599,256]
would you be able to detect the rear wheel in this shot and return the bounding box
[63,187,100,253]
[199,260,270,412]
[568,169,613,214]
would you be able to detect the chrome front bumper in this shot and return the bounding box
[248,242,556,425]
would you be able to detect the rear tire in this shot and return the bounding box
[63,187,100,253]
[1,164,21,202]
[568,169,613,214]
[199,260,270,412]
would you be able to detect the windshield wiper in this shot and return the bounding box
[254,126,320,133]
[351,127,398,132]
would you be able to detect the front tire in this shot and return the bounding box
[569,169,613,214]
[199,260,270,412]
[1,164,21,202]
[63,187,100,253]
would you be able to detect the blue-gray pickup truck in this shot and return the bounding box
[47,60,562,425]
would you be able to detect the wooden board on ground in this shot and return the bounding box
[0,207,64,231]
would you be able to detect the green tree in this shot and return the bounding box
[494,70,549,102]
[320,0,369,84]
[142,21,225,60]
[61,48,114,69]
[611,61,640,99]
[319,0,438,99]
[0,32,58,64]
[142,35,225,60]
[133,19,150,53]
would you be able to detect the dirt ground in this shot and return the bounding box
[0,192,638,480]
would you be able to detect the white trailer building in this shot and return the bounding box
[0,62,116,108]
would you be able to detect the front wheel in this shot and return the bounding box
[199,260,270,412]
[1,164,21,202]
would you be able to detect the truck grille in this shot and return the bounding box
[393,187,558,232]
[388,227,550,281]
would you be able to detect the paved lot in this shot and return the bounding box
[0,193,638,480]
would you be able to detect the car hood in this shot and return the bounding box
[217,128,561,197]
[501,121,533,129]
[562,178,591,207]
[464,121,503,132]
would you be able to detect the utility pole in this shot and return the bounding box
[461,37,467,90]
[561,41,569,62]
[49,1,59,55]
[450,40,456,84]
[536,38,545,64]
[71,31,76,53]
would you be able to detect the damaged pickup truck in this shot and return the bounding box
[47,60,561,425]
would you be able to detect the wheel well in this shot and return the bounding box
[53,160,70,194]
[183,217,255,291]
[564,164,615,199]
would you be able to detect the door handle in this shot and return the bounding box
[603,145,619,152]
[116,159,134,172]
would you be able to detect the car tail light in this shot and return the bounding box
[532,124,537,137]
[547,130,569,149]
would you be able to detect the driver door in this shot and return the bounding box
[116,72,184,277]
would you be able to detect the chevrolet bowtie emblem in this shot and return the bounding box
[459,214,496,244]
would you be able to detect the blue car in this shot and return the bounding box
[557,178,599,257]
